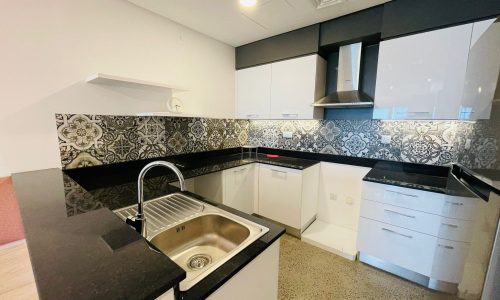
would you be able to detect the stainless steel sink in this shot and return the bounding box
[114,193,269,291]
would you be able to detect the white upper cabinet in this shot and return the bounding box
[459,19,500,120]
[270,55,325,119]
[374,23,473,120]
[236,54,326,120]
[236,64,271,119]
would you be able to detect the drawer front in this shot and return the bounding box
[431,239,470,283]
[357,217,436,276]
[258,164,302,228]
[362,181,479,220]
[360,200,475,242]
[362,181,445,214]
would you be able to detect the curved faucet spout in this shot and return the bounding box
[127,161,185,238]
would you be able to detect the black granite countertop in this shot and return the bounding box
[13,147,491,300]
[12,169,186,300]
[450,164,500,201]
[12,149,289,300]
[362,161,478,197]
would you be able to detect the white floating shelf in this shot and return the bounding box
[86,73,188,92]
[136,112,202,118]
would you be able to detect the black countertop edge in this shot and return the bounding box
[361,160,480,198]
[65,151,320,192]
[257,147,450,176]
[175,191,285,300]
[362,176,448,194]
[451,164,500,201]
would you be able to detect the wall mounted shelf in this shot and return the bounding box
[136,112,201,118]
[86,73,188,92]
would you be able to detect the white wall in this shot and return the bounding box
[317,162,371,231]
[0,0,235,176]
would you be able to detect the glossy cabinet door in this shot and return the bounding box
[374,23,473,119]
[459,18,500,120]
[270,55,325,119]
[222,164,257,214]
[258,164,303,228]
[235,64,271,119]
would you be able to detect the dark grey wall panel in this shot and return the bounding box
[324,108,374,120]
[325,51,339,95]
[320,5,383,47]
[360,44,379,99]
[382,0,500,39]
[235,24,319,70]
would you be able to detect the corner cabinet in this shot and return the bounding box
[257,164,319,234]
[236,55,326,120]
[374,18,500,120]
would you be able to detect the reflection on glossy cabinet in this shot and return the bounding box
[222,164,257,214]
[459,18,500,120]
[236,64,271,119]
[270,55,325,119]
[374,23,473,120]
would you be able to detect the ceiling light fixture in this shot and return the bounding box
[240,0,257,7]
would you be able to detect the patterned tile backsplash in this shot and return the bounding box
[56,113,498,170]
[248,119,498,169]
[56,114,249,169]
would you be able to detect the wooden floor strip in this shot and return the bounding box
[0,241,38,300]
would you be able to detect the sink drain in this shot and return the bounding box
[187,254,212,270]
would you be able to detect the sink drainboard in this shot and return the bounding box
[114,194,204,238]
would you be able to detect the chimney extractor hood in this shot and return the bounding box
[313,42,374,108]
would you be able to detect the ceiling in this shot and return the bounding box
[128,0,390,47]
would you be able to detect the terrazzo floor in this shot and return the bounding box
[278,234,461,300]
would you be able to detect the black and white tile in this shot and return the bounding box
[248,119,498,168]
[56,113,498,170]
[56,114,250,169]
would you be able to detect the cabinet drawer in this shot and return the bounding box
[431,239,470,283]
[360,200,475,242]
[362,181,445,212]
[258,164,302,229]
[362,181,479,220]
[357,217,436,277]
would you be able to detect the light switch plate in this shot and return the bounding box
[283,131,293,139]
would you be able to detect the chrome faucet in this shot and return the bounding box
[126,161,185,238]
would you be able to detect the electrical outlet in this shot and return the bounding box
[329,193,337,201]
[381,135,391,144]
[283,131,293,139]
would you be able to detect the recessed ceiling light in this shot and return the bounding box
[240,0,257,7]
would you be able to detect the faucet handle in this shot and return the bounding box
[126,216,141,233]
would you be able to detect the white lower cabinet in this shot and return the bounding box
[207,240,280,300]
[358,217,436,276]
[258,164,319,232]
[360,199,475,242]
[222,164,257,214]
[357,181,480,287]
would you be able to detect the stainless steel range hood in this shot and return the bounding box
[313,42,374,108]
